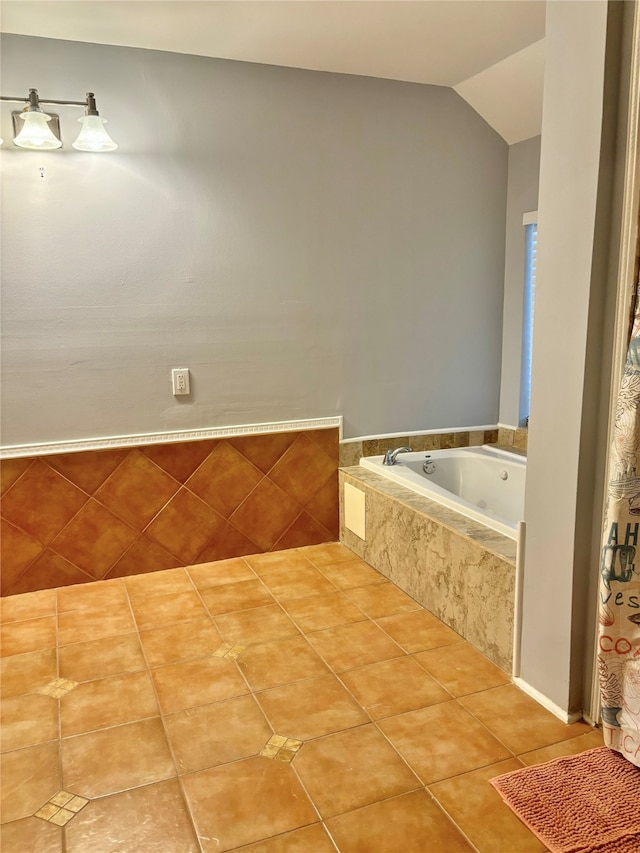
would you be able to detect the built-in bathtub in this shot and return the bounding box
[339,445,525,671]
[359,445,525,540]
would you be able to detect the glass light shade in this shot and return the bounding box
[14,110,61,150]
[72,115,118,152]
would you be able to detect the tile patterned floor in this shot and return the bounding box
[0,543,604,852]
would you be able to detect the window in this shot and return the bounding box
[520,212,538,426]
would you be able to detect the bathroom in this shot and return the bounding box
[1,2,637,850]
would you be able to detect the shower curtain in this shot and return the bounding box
[599,279,640,768]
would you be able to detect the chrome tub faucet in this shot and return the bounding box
[382,446,413,465]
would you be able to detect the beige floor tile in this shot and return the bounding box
[294,724,420,818]
[460,685,591,755]
[518,727,605,765]
[0,616,57,657]
[259,565,337,601]
[306,620,404,672]
[256,674,368,740]
[124,567,193,600]
[237,636,329,691]
[325,789,474,853]
[429,759,546,852]
[188,558,256,588]
[231,823,337,852]
[377,609,463,653]
[0,693,59,752]
[0,647,57,698]
[0,816,62,853]
[0,550,601,853]
[151,656,249,714]
[65,778,199,853]
[165,694,272,773]
[58,634,146,682]
[0,741,61,824]
[344,583,420,619]
[214,603,300,645]
[182,756,318,853]
[280,591,367,633]
[317,558,387,590]
[57,607,135,647]
[61,718,176,798]
[200,579,275,616]
[130,589,208,631]
[245,551,316,575]
[138,618,222,667]
[378,700,511,784]
[60,670,159,736]
[340,656,451,720]
[301,542,356,567]
[0,589,56,624]
[57,580,128,613]
[414,642,510,696]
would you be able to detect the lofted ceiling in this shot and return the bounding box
[0,0,546,144]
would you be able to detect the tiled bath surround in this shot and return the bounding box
[338,428,500,468]
[339,467,517,672]
[0,429,338,597]
[497,427,528,452]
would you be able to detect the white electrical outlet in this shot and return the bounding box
[171,368,190,396]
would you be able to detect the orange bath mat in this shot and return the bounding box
[490,746,640,853]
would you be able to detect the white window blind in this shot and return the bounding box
[521,219,538,424]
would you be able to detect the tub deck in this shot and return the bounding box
[339,465,516,671]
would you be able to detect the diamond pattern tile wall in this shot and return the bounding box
[0,429,339,596]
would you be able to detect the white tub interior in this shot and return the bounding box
[359,445,526,539]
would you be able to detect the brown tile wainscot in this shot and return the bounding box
[1,429,339,596]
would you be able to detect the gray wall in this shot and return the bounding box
[499,135,541,427]
[0,34,508,446]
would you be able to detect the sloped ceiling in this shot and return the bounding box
[0,0,546,144]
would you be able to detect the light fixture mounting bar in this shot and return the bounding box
[0,95,88,107]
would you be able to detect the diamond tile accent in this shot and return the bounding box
[50,500,138,579]
[186,441,263,518]
[36,678,78,698]
[269,434,335,506]
[0,520,44,594]
[260,734,303,763]
[273,511,334,551]
[106,536,179,579]
[8,550,92,596]
[193,522,260,564]
[213,642,245,660]
[228,432,297,474]
[145,490,225,563]
[94,450,179,529]
[142,439,217,482]
[46,449,127,495]
[1,457,32,495]
[1,460,87,545]
[229,479,301,551]
[34,790,89,825]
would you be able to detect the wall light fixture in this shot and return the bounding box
[0,88,118,152]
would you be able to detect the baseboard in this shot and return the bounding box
[513,676,583,724]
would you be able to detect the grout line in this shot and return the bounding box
[121,575,207,853]
[53,585,69,853]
